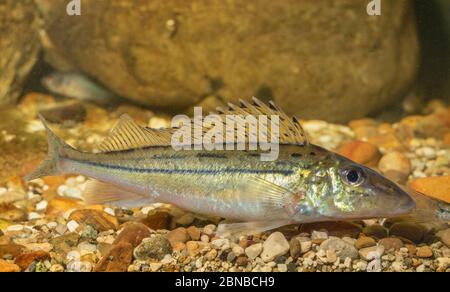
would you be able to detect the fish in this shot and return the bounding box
[25,98,417,235]
[41,71,115,104]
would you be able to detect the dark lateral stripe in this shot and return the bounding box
[196,153,228,159]
[71,159,293,176]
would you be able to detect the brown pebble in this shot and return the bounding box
[236,256,248,267]
[166,227,190,247]
[14,251,50,270]
[354,236,376,249]
[69,209,119,231]
[186,226,201,241]
[94,242,133,272]
[416,246,433,258]
[337,140,381,166]
[0,244,25,259]
[389,222,424,244]
[141,210,172,230]
[114,223,151,248]
[378,237,404,251]
[0,259,20,272]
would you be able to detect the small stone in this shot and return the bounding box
[326,250,337,263]
[289,238,301,259]
[49,264,64,272]
[311,230,328,240]
[186,241,200,257]
[354,236,376,249]
[436,228,450,247]
[0,244,25,259]
[358,246,384,261]
[166,227,190,247]
[0,259,20,272]
[69,209,119,231]
[300,241,312,254]
[227,252,237,263]
[409,175,450,204]
[416,246,433,258]
[186,226,201,241]
[232,245,244,256]
[133,235,172,261]
[203,224,216,235]
[200,234,209,243]
[140,210,171,230]
[114,223,151,248]
[236,256,248,267]
[362,224,388,239]
[277,263,288,272]
[67,220,80,233]
[174,213,195,226]
[50,233,79,255]
[260,232,290,262]
[338,140,381,166]
[378,151,411,183]
[319,237,359,260]
[245,243,263,260]
[94,242,133,272]
[35,200,48,212]
[150,262,162,272]
[67,261,93,272]
[389,222,425,243]
[205,249,218,261]
[378,237,404,251]
[354,260,367,271]
[14,251,50,270]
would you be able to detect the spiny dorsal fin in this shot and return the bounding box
[98,114,173,152]
[211,97,308,146]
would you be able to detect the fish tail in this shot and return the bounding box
[24,114,75,181]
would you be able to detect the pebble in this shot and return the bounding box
[409,175,450,203]
[277,263,288,272]
[436,229,450,247]
[166,227,190,247]
[114,223,151,248]
[203,224,216,236]
[319,237,359,260]
[35,200,48,212]
[416,246,433,258]
[378,151,411,183]
[94,242,133,272]
[232,245,244,256]
[338,140,381,166]
[289,238,301,259]
[358,246,384,261]
[67,220,80,233]
[186,226,201,241]
[133,235,172,261]
[245,243,263,260]
[378,237,404,251]
[260,232,290,262]
[311,231,328,240]
[0,259,20,272]
[354,236,376,249]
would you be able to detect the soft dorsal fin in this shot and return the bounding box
[98,114,173,152]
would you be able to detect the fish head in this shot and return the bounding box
[293,151,416,221]
[41,72,70,93]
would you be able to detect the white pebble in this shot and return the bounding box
[66,250,81,262]
[35,200,48,212]
[67,220,80,233]
[7,225,24,232]
[28,212,42,220]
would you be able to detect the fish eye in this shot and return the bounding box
[341,167,365,186]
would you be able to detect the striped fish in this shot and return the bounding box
[26,98,416,235]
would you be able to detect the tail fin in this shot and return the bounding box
[24,114,73,181]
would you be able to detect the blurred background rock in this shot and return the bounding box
[0,0,448,123]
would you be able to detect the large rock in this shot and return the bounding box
[0,0,40,105]
[40,0,418,122]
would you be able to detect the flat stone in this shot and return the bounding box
[378,237,404,251]
[133,235,172,261]
[358,246,385,261]
[14,251,50,270]
[114,223,151,248]
[166,227,190,247]
[354,236,376,249]
[245,243,263,260]
[416,246,433,258]
[94,242,133,272]
[260,232,290,262]
[319,237,359,260]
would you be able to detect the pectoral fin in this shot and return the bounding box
[83,180,154,208]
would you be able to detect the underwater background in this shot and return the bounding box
[0,0,448,272]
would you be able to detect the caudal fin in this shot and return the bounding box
[24,114,73,181]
